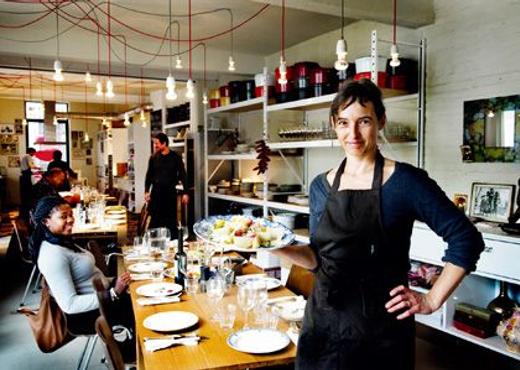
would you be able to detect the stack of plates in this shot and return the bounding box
[105,205,127,224]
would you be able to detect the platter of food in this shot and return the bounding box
[193,215,294,252]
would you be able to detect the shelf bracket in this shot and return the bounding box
[208,160,225,183]
[275,150,305,187]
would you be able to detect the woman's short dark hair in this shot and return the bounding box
[154,132,169,145]
[53,150,62,160]
[27,147,36,154]
[330,79,386,124]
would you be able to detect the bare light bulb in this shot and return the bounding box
[228,56,236,72]
[185,79,195,99]
[140,109,146,127]
[202,93,208,105]
[175,56,183,69]
[96,80,103,96]
[53,115,58,126]
[22,118,28,126]
[487,110,495,118]
[53,60,64,82]
[334,38,349,71]
[124,112,130,127]
[389,44,401,67]
[85,71,92,83]
[278,56,288,85]
[102,117,108,127]
[165,74,177,101]
[84,132,90,143]
[105,79,115,98]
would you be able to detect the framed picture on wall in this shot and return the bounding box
[7,155,20,168]
[469,183,516,223]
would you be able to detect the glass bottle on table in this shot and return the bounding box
[175,223,187,288]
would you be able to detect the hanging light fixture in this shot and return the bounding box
[85,64,92,83]
[228,11,236,71]
[105,79,115,98]
[278,0,288,85]
[53,116,59,126]
[166,0,177,101]
[140,110,147,128]
[140,69,147,127]
[389,0,401,68]
[124,112,130,126]
[175,21,183,69]
[334,0,348,71]
[84,132,90,143]
[186,0,195,99]
[53,7,64,82]
[96,80,104,96]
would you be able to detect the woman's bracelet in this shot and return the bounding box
[109,287,119,301]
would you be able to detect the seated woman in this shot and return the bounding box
[29,195,134,349]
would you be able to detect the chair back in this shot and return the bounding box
[95,316,125,370]
[285,264,315,299]
[12,218,32,264]
[137,202,150,237]
[92,274,111,320]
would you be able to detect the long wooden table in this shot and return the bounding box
[128,261,297,370]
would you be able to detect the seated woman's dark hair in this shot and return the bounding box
[29,195,68,262]
[330,79,386,124]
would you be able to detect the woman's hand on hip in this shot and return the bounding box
[385,285,437,320]
[114,271,132,295]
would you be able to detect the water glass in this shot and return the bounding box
[237,281,257,329]
[220,304,237,330]
[186,275,200,295]
[150,265,164,281]
[146,228,171,257]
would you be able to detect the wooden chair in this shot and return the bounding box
[137,202,150,237]
[95,316,126,370]
[285,264,315,299]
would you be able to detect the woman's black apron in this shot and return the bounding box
[296,153,415,370]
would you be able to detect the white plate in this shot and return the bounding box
[128,262,167,274]
[237,276,282,291]
[227,329,290,354]
[143,311,199,332]
[136,282,183,297]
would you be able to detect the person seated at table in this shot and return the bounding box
[47,150,78,191]
[29,195,135,359]
[31,168,67,208]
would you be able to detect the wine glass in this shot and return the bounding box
[237,281,257,329]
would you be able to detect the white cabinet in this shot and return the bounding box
[410,223,520,360]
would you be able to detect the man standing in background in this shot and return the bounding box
[144,132,189,239]
[19,147,39,220]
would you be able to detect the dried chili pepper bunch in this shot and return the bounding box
[253,139,271,175]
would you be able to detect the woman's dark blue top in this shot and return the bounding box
[309,161,484,272]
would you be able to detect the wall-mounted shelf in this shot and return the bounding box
[164,120,191,129]
[208,153,257,160]
[207,97,264,114]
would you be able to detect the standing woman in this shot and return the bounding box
[29,196,134,340]
[272,79,484,369]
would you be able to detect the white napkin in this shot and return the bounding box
[136,296,181,306]
[286,328,299,346]
[144,336,200,352]
[130,273,153,281]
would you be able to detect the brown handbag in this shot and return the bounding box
[18,280,73,353]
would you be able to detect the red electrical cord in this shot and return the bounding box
[281,0,285,60]
[393,0,397,45]
[189,0,192,80]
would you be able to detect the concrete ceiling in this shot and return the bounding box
[0,0,434,101]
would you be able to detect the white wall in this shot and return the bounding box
[419,0,520,198]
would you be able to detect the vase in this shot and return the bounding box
[487,281,517,320]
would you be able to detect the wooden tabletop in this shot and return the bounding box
[128,260,297,370]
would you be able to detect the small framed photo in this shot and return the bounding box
[469,183,516,223]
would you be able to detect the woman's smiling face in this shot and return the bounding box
[44,203,75,236]
[333,100,385,159]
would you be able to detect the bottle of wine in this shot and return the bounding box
[487,281,516,320]
[175,224,187,288]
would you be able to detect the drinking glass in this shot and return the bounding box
[220,303,237,330]
[237,281,257,329]
[207,277,226,323]
[146,228,170,257]
[150,265,164,281]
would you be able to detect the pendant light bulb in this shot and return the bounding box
[105,79,115,98]
[124,112,130,127]
[185,79,195,99]
[53,60,64,82]
[53,115,58,126]
[175,56,183,69]
[228,56,236,72]
[165,74,177,101]
[202,92,208,105]
[22,118,28,126]
[84,132,90,143]
[140,109,146,124]
[389,44,401,67]
[334,39,349,71]
[85,71,92,83]
[102,117,108,127]
[278,56,288,85]
[96,80,103,97]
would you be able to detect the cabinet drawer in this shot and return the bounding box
[476,238,520,283]
[410,226,445,266]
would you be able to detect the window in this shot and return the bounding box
[24,101,70,171]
